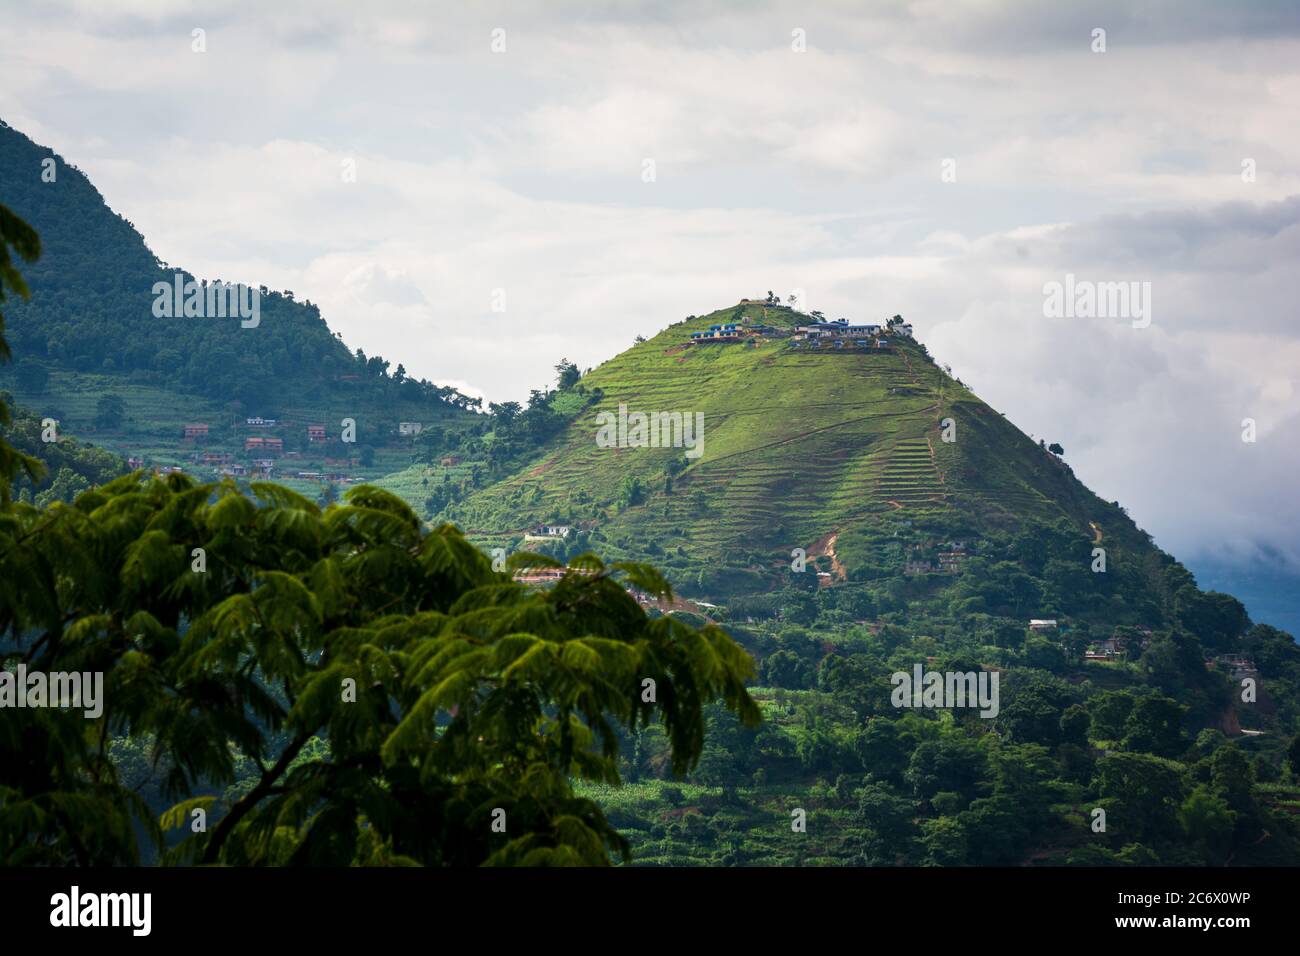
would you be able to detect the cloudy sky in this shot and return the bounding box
[2,0,1298,613]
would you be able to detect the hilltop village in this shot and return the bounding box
[687,294,915,349]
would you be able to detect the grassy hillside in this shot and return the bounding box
[443,302,1155,593]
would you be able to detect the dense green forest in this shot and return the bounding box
[581,560,1300,865]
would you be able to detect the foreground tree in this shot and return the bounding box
[0,473,759,866]
[0,202,42,494]
[0,208,759,866]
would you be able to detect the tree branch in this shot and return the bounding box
[200,731,310,864]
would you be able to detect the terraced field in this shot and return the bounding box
[441,302,1149,584]
[0,368,465,495]
[451,305,956,557]
[877,436,945,505]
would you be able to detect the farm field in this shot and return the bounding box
[443,303,1149,584]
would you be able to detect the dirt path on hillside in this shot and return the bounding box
[899,341,950,496]
[925,433,948,488]
[898,346,926,388]
[808,532,847,581]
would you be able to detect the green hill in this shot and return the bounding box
[0,119,479,491]
[443,302,1158,599]
[423,301,1300,867]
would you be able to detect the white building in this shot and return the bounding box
[794,319,883,340]
[398,422,423,436]
[525,524,572,540]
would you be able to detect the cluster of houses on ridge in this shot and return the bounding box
[1030,619,1148,661]
[182,417,424,448]
[1081,632,1258,679]
[1081,625,1150,660]
[690,322,745,342]
[129,415,427,483]
[688,302,916,347]
[796,317,914,339]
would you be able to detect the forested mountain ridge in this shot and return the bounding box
[0,119,475,417]
[0,119,483,499]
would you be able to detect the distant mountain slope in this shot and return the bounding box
[447,302,1162,590]
[0,119,475,420]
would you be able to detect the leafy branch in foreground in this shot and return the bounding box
[0,201,43,496]
[0,477,759,865]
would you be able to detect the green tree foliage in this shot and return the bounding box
[855,718,909,784]
[997,673,1077,745]
[618,474,645,509]
[920,816,967,866]
[1121,696,1188,758]
[1059,703,1090,747]
[1095,752,1186,845]
[856,783,918,863]
[0,394,125,504]
[554,359,580,390]
[905,735,987,805]
[1209,745,1255,816]
[0,475,759,865]
[0,203,37,344]
[94,393,126,430]
[761,649,814,690]
[1177,785,1236,862]
[1174,587,1249,651]
[1089,690,1135,741]
[0,201,42,495]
